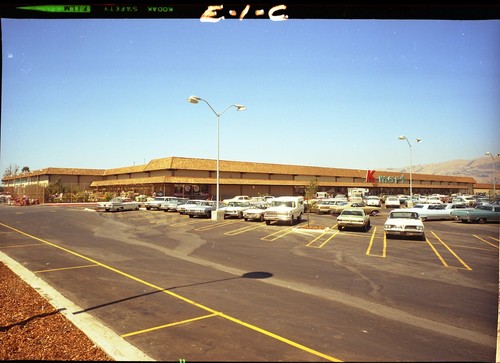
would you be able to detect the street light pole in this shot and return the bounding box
[485,152,500,199]
[187,96,246,220]
[398,135,422,203]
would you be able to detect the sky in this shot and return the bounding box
[1,10,499,176]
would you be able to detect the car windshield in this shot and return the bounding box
[342,210,363,216]
[271,201,295,207]
[390,212,419,219]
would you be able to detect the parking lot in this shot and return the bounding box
[0,204,498,361]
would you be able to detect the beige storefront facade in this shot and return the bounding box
[1,156,480,203]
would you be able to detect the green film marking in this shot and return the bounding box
[17,5,91,13]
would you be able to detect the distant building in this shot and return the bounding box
[1,156,480,202]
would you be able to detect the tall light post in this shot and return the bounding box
[485,152,500,199]
[188,96,246,220]
[398,135,422,204]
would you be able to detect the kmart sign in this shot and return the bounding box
[366,170,405,184]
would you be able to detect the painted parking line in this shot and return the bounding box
[0,221,342,362]
[224,222,267,236]
[260,226,295,242]
[428,231,472,270]
[366,227,386,257]
[473,235,499,249]
[195,220,240,231]
[121,313,217,338]
[34,264,99,274]
[0,243,45,249]
[306,230,339,248]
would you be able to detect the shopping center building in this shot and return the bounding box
[1,156,483,203]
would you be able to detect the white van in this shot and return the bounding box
[263,196,304,225]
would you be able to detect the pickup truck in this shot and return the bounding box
[450,204,500,223]
[263,196,304,225]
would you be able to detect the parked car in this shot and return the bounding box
[451,195,476,207]
[406,203,469,221]
[264,196,305,225]
[451,204,500,223]
[365,196,381,207]
[186,201,219,218]
[223,195,251,204]
[384,210,425,240]
[222,201,253,219]
[336,208,371,231]
[243,203,268,222]
[97,197,140,212]
[159,197,189,212]
[316,199,343,214]
[176,199,205,214]
[144,196,177,210]
[329,202,380,216]
[384,196,401,208]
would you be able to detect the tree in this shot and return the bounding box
[3,163,19,177]
[305,179,319,227]
[21,166,30,173]
[45,178,65,202]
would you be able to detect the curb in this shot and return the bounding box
[0,252,155,361]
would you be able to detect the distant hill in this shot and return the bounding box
[383,155,499,184]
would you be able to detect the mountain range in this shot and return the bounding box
[383,155,499,184]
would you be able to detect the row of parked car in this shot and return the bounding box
[104,195,306,226]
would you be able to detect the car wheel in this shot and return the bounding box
[338,225,343,231]
[478,218,486,224]
[297,213,302,222]
[421,234,426,241]
[259,215,264,222]
[370,210,379,216]
[421,217,427,221]
[266,220,271,225]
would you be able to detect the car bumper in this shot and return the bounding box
[385,229,424,237]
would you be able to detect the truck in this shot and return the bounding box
[348,188,369,202]
[263,196,305,225]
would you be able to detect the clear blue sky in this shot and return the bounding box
[1,17,499,175]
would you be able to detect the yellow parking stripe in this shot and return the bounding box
[0,243,44,249]
[34,264,99,273]
[473,235,499,249]
[431,231,472,271]
[306,231,338,248]
[0,222,343,362]
[425,238,449,268]
[260,227,295,241]
[195,220,239,231]
[366,227,385,257]
[121,313,217,337]
[224,223,266,236]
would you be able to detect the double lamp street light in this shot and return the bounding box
[188,96,246,220]
[485,151,499,198]
[398,135,422,205]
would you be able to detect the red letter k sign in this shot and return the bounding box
[366,170,376,183]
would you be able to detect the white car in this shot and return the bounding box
[365,196,381,207]
[97,197,140,212]
[222,201,253,219]
[406,203,469,221]
[223,195,251,204]
[384,209,425,240]
[243,203,267,222]
[144,196,177,210]
[160,197,189,212]
[384,196,401,208]
[176,199,205,214]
